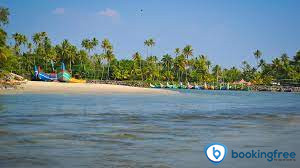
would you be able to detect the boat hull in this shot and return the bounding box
[38,72,57,81]
[58,71,71,82]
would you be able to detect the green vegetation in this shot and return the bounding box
[1,7,300,85]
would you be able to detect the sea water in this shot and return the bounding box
[0,90,299,167]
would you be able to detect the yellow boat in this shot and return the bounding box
[69,78,86,83]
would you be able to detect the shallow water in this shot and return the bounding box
[0,90,299,167]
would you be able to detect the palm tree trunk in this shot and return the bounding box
[140,59,143,81]
[101,65,105,80]
[69,60,72,72]
[185,70,188,82]
[107,62,110,80]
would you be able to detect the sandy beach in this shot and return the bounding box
[0,81,177,95]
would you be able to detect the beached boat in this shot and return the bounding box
[38,72,57,81]
[159,83,165,88]
[150,83,161,88]
[178,82,187,89]
[58,63,71,82]
[166,82,178,89]
[166,82,172,88]
[69,78,86,83]
[149,83,156,88]
[187,82,193,89]
[34,66,57,81]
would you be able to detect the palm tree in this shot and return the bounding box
[148,38,155,56]
[81,38,98,57]
[132,52,143,80]
[12,33,27,72]
[174,54,185,82]
[105,49,115,80]
[0,7,9,26]
[12,33,27,56]
[144,39,150,58]
[212,65,222,82]
[101,38,113,80]
[254,49,262,69]
[101,38,112,53]
[91,37,99,47]
[68,45,77,71]
[32,33,42,47]
[182,45,193,82]
[77,49,88,72]
[81,39,92,54]
[161,54,173,81]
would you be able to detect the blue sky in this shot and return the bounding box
[2,0,300,68]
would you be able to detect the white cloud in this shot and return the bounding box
[52,8,65,15]
[98,8,119,18]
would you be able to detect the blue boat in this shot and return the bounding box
[57,63,71,82]
[34,65,57,81]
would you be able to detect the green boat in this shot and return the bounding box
[58,63,71,82]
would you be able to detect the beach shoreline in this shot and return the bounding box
[0,81,177,95]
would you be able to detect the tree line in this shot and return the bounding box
[1,7,300,85]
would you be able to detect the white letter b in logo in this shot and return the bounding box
[205,143,227,165]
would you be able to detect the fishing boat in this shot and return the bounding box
[187,82,193,89]
[38,72,57,81]
[58,63,71,82]
[34,65,57,81]
[166,82,173,88]
[159,83,165,88]
[172,84,178,89]
[150,83,161,88]
[194,85,201,90]
[178,82,187,89]
[204,82,208,90]
[150,83,156,88]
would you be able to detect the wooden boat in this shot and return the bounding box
[194,85,201,89]
[150,83,156,88]
[38,72,57,81]
[58,63,71,82]
[58,71,71,82]
[166,82,173,88]
[187,82,193,89]
[166,82,178,89]
[150,83,161,88]
[178,82,187,89]
[172,84,178,89]
[34,65,57,81]
[159,83,165,88]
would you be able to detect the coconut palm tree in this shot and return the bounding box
[132,51,143,80]
[101,39,113,80]
[144,39,150,58]
[254,49,262,69]
[91,37,99,48]
[0,7,9,26]
[182,45,193,82]
[105,49,115,80]
[175,48,180,57]
[212,65,222,82]
[148,38,155,56]
[81,39,92,54]
[161,54,173,81]
[101,38,112,53]
[12,33,27,56]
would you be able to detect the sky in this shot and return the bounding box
[2,0,300,68]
